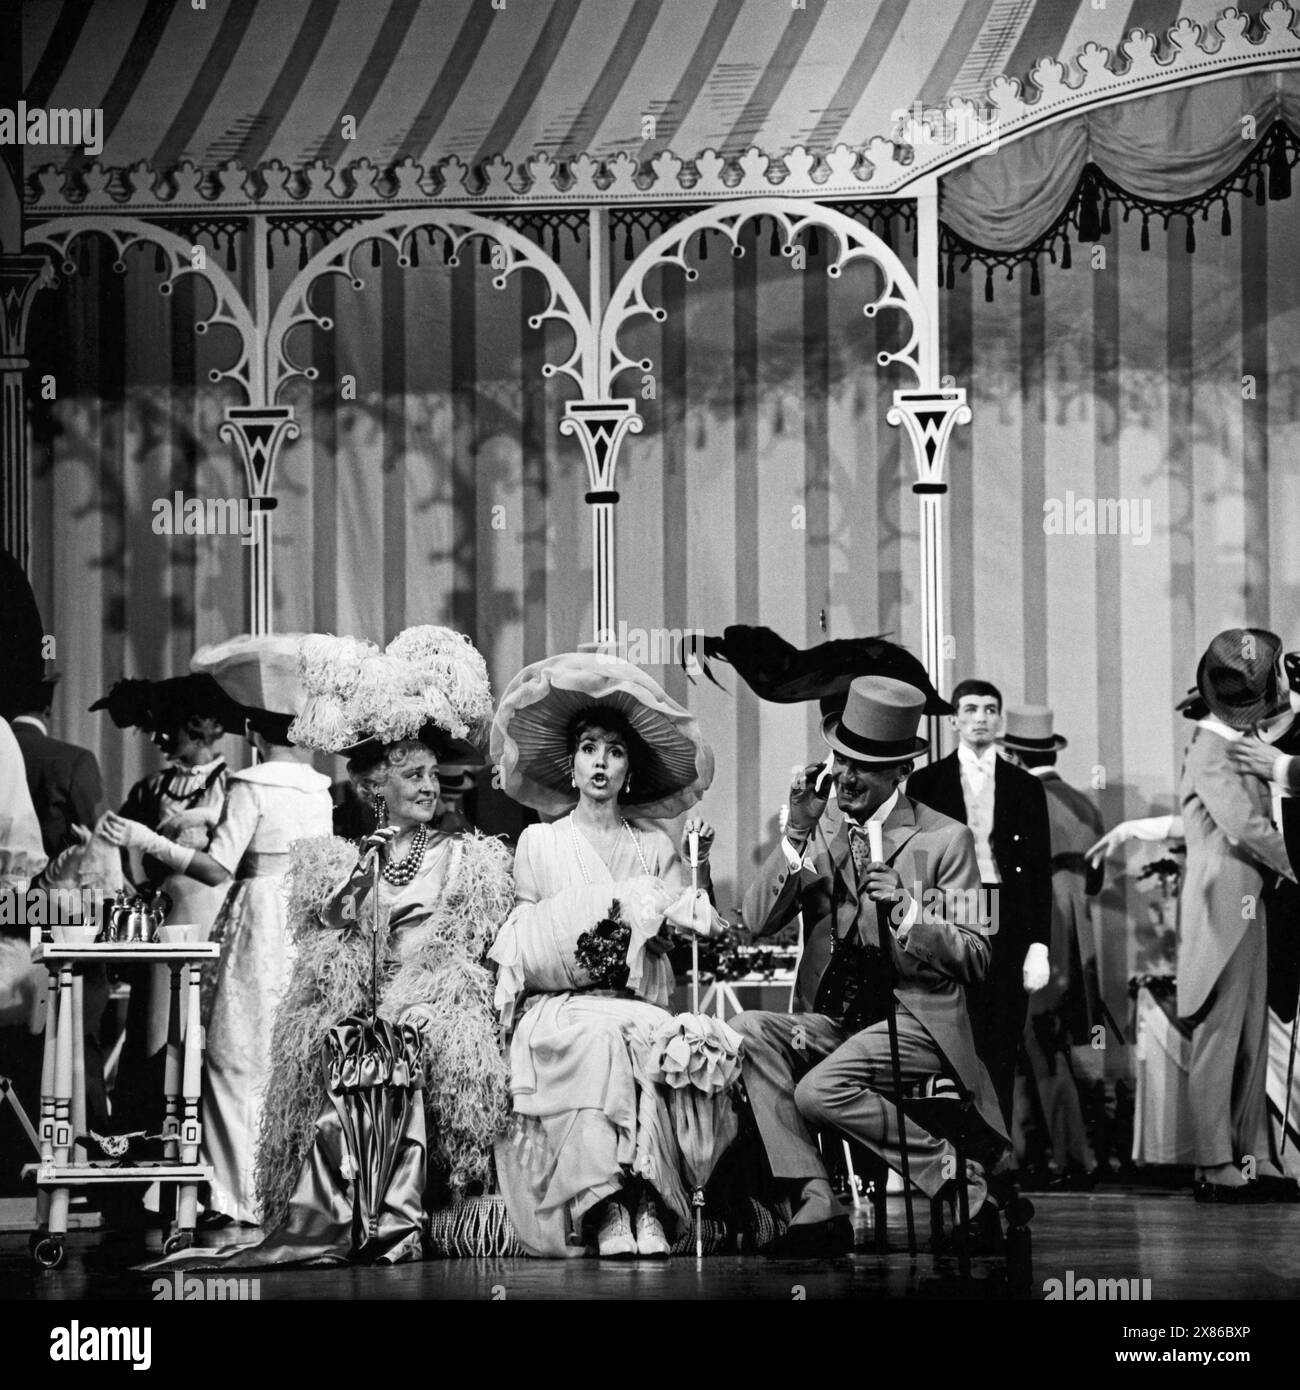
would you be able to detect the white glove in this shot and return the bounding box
[1086,815,1183,866]
[100,814,194,874]
[36,826,92,890]
[157,806,220,847]
[1023,941,1050,993]
[680,817,715,866]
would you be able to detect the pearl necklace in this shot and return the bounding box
[569,816,650,885]
[382,824,428,886]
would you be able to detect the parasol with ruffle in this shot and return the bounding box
[644,1013,745,1258]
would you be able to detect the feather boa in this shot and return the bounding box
[255,830,514,1231]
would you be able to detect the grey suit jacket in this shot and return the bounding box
[1178,727,1294,1018]
[742,793,1006,1141]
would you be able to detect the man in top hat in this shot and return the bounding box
[733,676,1006,1256]
[904,680,1053,1126]
[998,707,1103,1182]
[1179,629,1296,1201]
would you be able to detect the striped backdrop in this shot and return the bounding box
[20,0,1238,178]
[24,182,1300,1054]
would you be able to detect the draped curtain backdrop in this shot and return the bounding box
[24,77,1300,1065]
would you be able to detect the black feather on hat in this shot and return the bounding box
[90,674,245,734]
[686,624,953,716]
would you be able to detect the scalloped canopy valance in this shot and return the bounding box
[15,0,1300,213]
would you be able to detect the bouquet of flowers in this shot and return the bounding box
[574,900,632,990]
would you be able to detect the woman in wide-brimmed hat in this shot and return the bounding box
[102,635,334,1225]
[91,671,244,1139]
[488,650,719,1258]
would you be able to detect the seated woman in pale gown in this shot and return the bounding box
[489,653,717,1258]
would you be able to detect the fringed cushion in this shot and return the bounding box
[426,1194,526,1258]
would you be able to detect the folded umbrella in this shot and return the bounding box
[644,1014,745,1257]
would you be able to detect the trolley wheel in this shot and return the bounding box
[32,1236,65,1269]
[162,1230,193,1256]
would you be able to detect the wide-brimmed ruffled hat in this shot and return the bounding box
[490,651,714,818]
[289,625,492,762]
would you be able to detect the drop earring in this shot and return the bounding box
[372,793,388,826]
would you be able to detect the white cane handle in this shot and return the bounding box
[867,821,884,863]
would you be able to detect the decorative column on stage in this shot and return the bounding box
[0,254,51,568]
[887,388,970,754]
[218,405,300,637]
[559,399,643,644]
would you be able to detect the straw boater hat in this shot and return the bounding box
[820,676,929,764]
[490,651,714,818]
[288,624,491,764]
[1196,628,1287,732]
[1000,705,1068,753]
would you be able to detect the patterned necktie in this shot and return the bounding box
[848,825,873,887]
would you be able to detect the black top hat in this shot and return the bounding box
[820,676,929,764]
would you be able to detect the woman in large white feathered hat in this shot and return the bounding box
[244,625,514,1264]
[488,649,724,1258]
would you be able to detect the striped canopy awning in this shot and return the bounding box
[20,0,1266,183]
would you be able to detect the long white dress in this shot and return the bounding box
[491,816,692,1256]
[202,761,332,1223]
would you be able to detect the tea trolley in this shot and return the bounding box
[24,936,218,1268]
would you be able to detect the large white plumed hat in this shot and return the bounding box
[289,625,493,758]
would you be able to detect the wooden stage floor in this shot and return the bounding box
[2,1185,1298,1301]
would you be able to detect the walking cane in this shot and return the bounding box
[689,829,701,1015]
[688,827,705,1258]
[370,845,382,1021]
[1282,998,1300,1156]
[867,820,916,1257]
